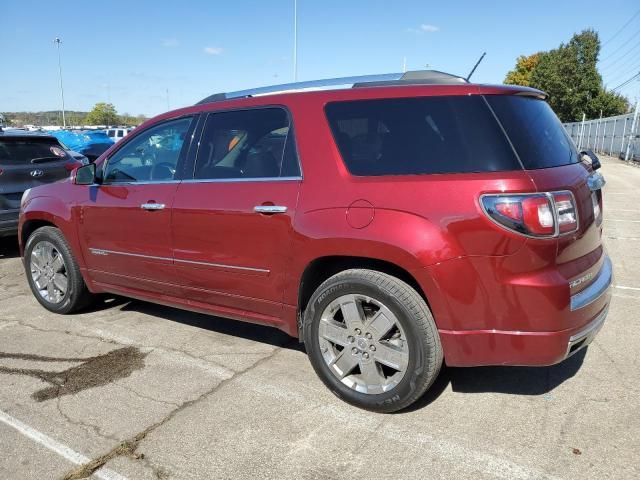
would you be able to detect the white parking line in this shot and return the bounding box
[606,219,640,223]
[0,409,128,480]
[606,236,640,240]
[613,285,640,291]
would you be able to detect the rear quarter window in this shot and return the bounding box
[325,96,520,176]
[485,96,579,170]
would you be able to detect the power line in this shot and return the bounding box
[602,8,640,48]
[611,71,640,92]
[606,56,640,85]
[599,34,640,69]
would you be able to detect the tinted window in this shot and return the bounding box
[0,137,67,165]
[486,96,579,170]
[103,117,192,183]
[194,108,300,180]
[325,96,519,176]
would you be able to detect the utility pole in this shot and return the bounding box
[53,37,66,128]
[403,57,407,73]
[166,88,170,111]
[293,0,298,81]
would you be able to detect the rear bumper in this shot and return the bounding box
[429,253,612,367]
[439,303,609,366]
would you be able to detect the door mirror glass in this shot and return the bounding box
[74,163,96,185]
[580,149,601,170]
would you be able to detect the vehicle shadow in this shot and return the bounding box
[83,295,588,410]
[404,348,587,413]
[118,299,304,352]
[0,236,21,259]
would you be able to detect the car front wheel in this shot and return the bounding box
[303,269,443,413]
[24,226,94,314]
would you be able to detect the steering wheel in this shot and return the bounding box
[150,162,176,180]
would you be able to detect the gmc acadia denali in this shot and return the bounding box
[19,71,611,412]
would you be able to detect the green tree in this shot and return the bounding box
[505,30,629,122]
[504,53,540,87]
[85,102,119,125]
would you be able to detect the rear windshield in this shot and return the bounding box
[485,96,579,170]
[325,96,520,176]
[0,137,66,165]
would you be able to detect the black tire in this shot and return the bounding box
[24,226,94,314]
[303,269,443,413]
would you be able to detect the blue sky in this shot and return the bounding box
[1,0,639,116]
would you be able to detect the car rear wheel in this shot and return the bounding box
[25,226,94,314]
[303,269,443,413]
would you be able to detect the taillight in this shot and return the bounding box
[481,191,578,238]
[64,160,83,172]
[553,192,578,233]
[592,191,602,226]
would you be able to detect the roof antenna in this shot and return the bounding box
[466,52,486,81]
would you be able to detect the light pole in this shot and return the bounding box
[53,37,67,128]
[293,0,298,81]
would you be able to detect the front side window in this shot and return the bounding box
[325,96,520,176]
[194,107,300,180]
[103,117,192,183]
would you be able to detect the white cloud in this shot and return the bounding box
[203,46,223,55]
[420,24,439,32]
[407,23,440,34]
[162,38,179,47]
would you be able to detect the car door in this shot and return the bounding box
[77,116,196,294]
[171,107,301,323]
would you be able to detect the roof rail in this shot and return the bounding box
[196,70,467,105]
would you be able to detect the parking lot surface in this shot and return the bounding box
[0,156,639,480]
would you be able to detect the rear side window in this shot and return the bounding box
[485,96,579,170]
[194,107,300,180]
[0,137,67,165]
[325,96,520,176]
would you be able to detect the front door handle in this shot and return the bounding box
[141,202,166,211]
[254,205,287,214]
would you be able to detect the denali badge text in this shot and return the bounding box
[570,272,594,289]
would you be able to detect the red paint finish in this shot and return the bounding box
[19,82,610,363]
[170,180,301,328]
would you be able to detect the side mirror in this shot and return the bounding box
[74,163,97,185]
[580,149,601,171]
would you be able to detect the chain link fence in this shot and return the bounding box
[563,106,640,161]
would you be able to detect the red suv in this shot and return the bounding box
[19,71,611,412]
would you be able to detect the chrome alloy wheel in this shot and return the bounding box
[30,241,68,304]
[318,294,409,394]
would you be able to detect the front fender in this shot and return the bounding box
[19,195,82,266]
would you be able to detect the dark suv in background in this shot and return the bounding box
[0,129,81,237]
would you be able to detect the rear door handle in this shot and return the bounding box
[141,202,166,211]
[254,205,287,214]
